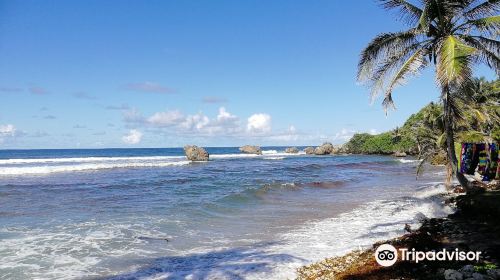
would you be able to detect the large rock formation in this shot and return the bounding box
[329,146,341,155]
[184,145,209,161]
[285,147,299,154]
[314,142,334,155]
[239,145,262,155]
[304,147,315,154]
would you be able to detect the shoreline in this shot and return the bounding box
[0,151,449,279]
[296,186,500,280]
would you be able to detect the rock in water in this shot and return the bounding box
[487,269,500,279]
[304,147,315,154]
[314,142,334,155]
[471,273,485,280]
[285,147,299,154]
[330,145,343,155]
[239,145,262,155]
[184,145,209,161]
[393,151,407,157]
[459,265,475,278]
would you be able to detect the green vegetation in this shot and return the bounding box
[345,78,500,161]
[475,263,498,273]
[344,132,414,155]
[357,0,499,191]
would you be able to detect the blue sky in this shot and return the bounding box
[0,0,496,149]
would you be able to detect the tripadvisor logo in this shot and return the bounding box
[375,244,398,267]
[374,244,482,267]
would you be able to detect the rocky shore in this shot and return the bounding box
[296,187,500,280]
[239,145,262,155]
[184,145,209,161]
[183,143,355,160]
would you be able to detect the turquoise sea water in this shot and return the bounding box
[0,147,453,279]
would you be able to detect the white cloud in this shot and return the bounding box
[0,124,16,136]
[247,113,271,134]
[180,112,210,131]
[122,129,143,144]
[0,124,16,144]
[124,107,242,136]
[369,128,378,135]
[217,107,237,123]
[333,128,356,142]
[148,110,184,127]
[122,107,279,139]
[205,107,241,134]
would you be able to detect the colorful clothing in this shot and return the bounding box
[458,143,499,178]
[460,143,472,173]
[467,143,482,175]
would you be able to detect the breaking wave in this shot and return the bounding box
[0,151,308,176]
[0,161,191,175]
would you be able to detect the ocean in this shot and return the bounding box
[0,147,453,279]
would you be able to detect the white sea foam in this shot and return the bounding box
[414,184,450,199]
[210,154,261,159]
[0,161,190,175]
[0,156,184,165]
[252,183,453,279]
[210,151,305,159]
[398,158,422,163]
[0,184,452,279]
[264,157,285,160]
[1,152,305,165]
[0,220,170,279]
[94,184,453,280]
[0,152,308,176]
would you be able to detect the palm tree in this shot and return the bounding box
[391,126,403,142]
[358,0,499,191]
[456,78,500,137]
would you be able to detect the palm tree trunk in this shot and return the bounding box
[442,86,470,191]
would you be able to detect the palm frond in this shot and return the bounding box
[365,42,427,102]
[379,0,424,25]
[437,132,447,147]
[464,0,500,19]
[358,30,420,82]
[436,35,476,88]
[382,92,397,112]
[386,48,428,93]
[459,36,500,74]
[467,15,500,35]
[473,36,500,56]
[382,48,428,112]
[418,0,432,32]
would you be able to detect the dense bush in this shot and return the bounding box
[345,132,415,154]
